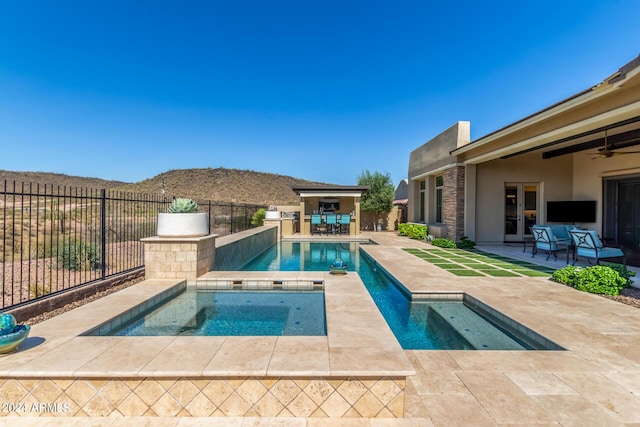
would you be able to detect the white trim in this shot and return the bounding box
[453,81,637,157]
[298,192,362,198]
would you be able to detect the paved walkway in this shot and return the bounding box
[362,232,640,426]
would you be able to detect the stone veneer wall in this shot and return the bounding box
[142,235,216,284]
[213,226,277,271]
[0,376,405,418]
[443,166,465,241]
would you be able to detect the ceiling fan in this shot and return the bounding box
[589,130,640,159]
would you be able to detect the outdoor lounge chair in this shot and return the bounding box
[325,214,337,234]
[531,225,571,262]
[311,214,324,235]
[569,229,625,265]
[338,214,351,235]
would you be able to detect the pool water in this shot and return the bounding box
[242,242,554,350]
[240,241,360,271]
[104,289,326,336]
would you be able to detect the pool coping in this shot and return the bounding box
[0,274,414,379]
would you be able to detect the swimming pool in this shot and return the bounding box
[242,241,561,350]
[241,241,360,271]
[91,288,326,336]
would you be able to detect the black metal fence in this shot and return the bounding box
[1,180,264,311]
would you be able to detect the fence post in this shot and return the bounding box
[100,189,107,280]
[230,204,234,234]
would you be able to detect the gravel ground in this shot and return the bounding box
[23,277,143,325]
[604,286,640,309]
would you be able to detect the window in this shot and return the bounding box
[435,175,443,223]
[419,180,426,222]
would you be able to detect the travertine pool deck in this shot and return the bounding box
[2,232,640,425]
[363,232,640,426]
[0,269,413,420]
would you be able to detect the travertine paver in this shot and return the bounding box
[361,232,640,425]
[2,232,640,424]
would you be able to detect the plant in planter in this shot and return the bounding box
[157,198,209,237]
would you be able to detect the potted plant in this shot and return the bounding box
[157,198,209,237]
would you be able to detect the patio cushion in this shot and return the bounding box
[548,225,575,244]
[531,226,565,250]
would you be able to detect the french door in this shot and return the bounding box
[604,176,640,266]
[504,183,539,242]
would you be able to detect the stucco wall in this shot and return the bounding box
[475,152,573,243]
[572,151,640,234]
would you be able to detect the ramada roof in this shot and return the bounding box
[291,185,369,195]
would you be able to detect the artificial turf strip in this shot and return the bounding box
[485,262,518,268]
[431,263,465,269]
[402,247,559,277]
[513,269,551,277]
[482,270,521,277]
[445,269,485,276]
[458,261,490,267]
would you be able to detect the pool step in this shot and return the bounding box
[197,271,324,291]
[427,302,526,350]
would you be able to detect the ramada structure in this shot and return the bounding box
[408,55,640,266]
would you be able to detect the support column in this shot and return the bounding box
[141,234,217,285]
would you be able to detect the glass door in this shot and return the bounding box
[505,183,539,242]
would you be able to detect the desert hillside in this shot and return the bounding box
[1,168,328,206]
[114,168,328,205]
[0,170,126,190]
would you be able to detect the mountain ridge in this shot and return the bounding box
[0,168,330,205]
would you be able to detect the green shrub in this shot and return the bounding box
[573,265,626,296]
[456,237,476,249]
[251,208,266,227]
[398,223,427,240]
[57,239,101,271]
[552,265,626,296]
[604,263,635,287]
[551,265,581,285]
[431,238,457,248]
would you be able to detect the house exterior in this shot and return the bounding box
[408,55,640,265]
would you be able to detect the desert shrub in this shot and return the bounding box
[57,238,101,271]
[398,223,427,240]
[604,263,635,287]
[251,208,266,227]
[29,283,51,299]
[431,238,457,248]
[552,265,626,296]
[456,237,476,249]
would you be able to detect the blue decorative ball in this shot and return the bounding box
[0,313,17,335]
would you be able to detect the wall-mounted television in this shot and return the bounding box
[546,200,596,223]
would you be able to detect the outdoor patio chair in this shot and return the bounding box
[530,225,571,262]
[325,214,338,234]
[569,229,626,265]
[338,214,351,235]
[311,214,324,235]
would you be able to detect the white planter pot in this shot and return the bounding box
[265,211,281,219]
[157,213,209,238]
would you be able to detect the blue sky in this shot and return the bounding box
[1,1,638,186]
